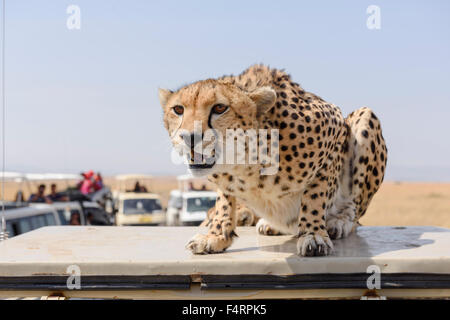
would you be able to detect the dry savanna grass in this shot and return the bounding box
[2,179,449,228]
[360,182,450,228]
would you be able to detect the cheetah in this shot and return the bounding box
[159,64,387,256]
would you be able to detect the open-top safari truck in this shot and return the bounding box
[112,174,165,226]
[2,171,80,204]
[0,224,449,299]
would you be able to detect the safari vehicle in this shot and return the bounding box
[1,225,449,300]
[2,171,79,204]
[166,174,217,226]
[115,192,165,226]
[2,203,61,237]
[1,201,112,238]
[113,174,155,197]
[113,174,165,226]
[49,201,112,226]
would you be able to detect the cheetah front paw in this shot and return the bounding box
[326,216,355,240]
[256,219,283,236]
[186,233,232,254]
[296,232,333,257]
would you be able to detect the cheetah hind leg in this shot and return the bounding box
[236,203,260,226]
[327,107,387,240]
[256,219,284,236]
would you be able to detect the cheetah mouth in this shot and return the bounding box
[189,160,216,177]
[187,151,216,170]
[189,162,215,169]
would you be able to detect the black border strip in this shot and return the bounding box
[0,273,449,291]
[199,273,450,290]
[0,275,190,290]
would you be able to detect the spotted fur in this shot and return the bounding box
[201,202,260,227]
[159,64,387,256]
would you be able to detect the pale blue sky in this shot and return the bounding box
[4,0,450,180]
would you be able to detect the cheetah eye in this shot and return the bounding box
[172,105,184,116]
[211,104,228,114]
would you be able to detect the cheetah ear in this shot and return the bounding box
[158,88,173,108]
[248,87,277,117]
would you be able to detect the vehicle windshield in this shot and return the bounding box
[123,198,162,215]
[186,197,216,212]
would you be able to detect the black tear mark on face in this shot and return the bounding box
[207,110,214,129]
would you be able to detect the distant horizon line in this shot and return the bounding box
[5,164,450,183]
[3,172,450,184]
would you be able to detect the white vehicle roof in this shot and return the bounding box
[182,191,217,199]
[31,201,100,211]
[2,226,449,289]
[44,201,81,210]
[1,172,79,182]
[24,173,80,181]
[169,189,217,199]
[3,204,56,220]
[81,201,102,208]
[2,172,26,182]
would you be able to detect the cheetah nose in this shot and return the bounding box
[180,132,203,148]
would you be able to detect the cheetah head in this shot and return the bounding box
[159,79,276,177]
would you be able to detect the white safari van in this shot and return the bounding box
[167,190,217,226]
[166,174,217,226]
[3,203,61,237]
[112,174,165,226]
[115,192,165,226]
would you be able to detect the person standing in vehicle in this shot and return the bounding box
[93,173,104,191]
[47,184,69,202]
[28,184,52,203]
[133,181,147,193]
[80,171,94,195]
